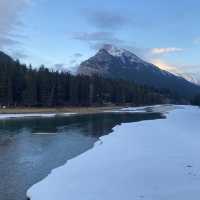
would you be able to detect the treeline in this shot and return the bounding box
[0,58,174,107]
[191,94,200,106]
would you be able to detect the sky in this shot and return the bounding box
[1,0,200,81]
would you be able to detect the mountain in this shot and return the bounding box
[181,73,200,86]
[78,44,200,98]
[0,50,170,107]
[0,51,14,64]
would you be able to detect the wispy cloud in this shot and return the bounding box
[151,58,200,84]
[73,8,133,52]
[151,58,181,74]
[74,53,83,58]
[0,0,31,49]
[150,47,184,55]
[72,31,123,43]
[72,31,124,50]
[144,47,185,73]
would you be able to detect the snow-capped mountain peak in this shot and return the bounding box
[101,44,144,64]
[102,44,126,57]
[78,44,200,97]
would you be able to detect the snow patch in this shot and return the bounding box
[105,104,181,114]
[32,132,58,135]
[102,44,145,64]
[0,113,76,120]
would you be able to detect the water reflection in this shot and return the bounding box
[0,112,164,200]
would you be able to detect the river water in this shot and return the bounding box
[0,112,163,200]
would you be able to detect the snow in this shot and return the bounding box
[27,105,200,200]
[105,104,180,114]
[122,104,182,113]
[32,132,58,135]
[103,44,125,57]
[102,44,145,64]
[0,113,76,120]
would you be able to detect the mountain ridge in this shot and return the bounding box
[0,51,14,64]
[78,45,200,98]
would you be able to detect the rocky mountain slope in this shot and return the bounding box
[78,45,200,98]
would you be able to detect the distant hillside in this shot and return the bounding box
[78,44,200,98]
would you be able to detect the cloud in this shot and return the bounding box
[53,63,79,75]
[54,63,65,70]
[85,10,130,30]
[76,9,131,50]
[72,31,123,43]
[0,37,19,47]
[150,58,200,84]
[72,31,124,50]
[151,59,181,74]
[150,47,184,55]
[69,59,77,65]
[181,72,200,85]
[54,63,71,72]
[0,0,31,49]
[74,53,83,58]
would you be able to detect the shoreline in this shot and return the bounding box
[0,106,125,115]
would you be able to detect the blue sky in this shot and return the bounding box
[1,0,200,81]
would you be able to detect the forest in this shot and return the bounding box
[0,58,182,107]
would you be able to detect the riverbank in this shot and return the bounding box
[0,106,124,115]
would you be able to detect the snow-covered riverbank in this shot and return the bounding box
[27,105,200,200]
[0,113,76,120]
[0,104,177,120]
[106,104,181,114]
